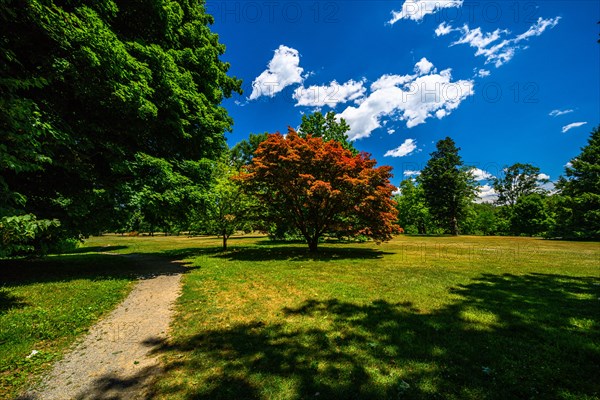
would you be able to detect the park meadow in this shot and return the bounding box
[1,234,598,399]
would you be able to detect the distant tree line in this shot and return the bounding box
[395,126,600,240]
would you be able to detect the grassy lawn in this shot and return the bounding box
[0,251,156,399]
[85,234,600,399]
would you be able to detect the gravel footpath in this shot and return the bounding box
[19,255,185,400]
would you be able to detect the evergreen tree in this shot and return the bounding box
[554,125,600,239]
[419,137,476,235]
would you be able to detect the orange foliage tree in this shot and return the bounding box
[238,128,399,252]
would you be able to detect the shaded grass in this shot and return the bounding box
[0,253,167,399]
[109,234,599,400]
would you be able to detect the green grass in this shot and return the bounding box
[0,252,155,399]
[84,234,600,399]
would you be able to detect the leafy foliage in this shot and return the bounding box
[394,179,434,234]
[196,161,258,250]
[419,137,477,235]
[510,194,551,236]
[0,0,240,255]
[230,132,269,170]
[298,111,357,154]
[492,163,548,207]
[240,128,398,252]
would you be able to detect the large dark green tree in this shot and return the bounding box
[419,137,476,235]
[553,125,600,239]
[0,0,241,254]
[492,163,549,207]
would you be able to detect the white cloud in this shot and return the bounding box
[549,109,574,117]
[537,173,550,180]
[470,167,494,181]
[387,128,396,135]
[403,169,421,176]
[249,45,304,100]
[476,69,491,78]
[370,74,415,91]
[388,0,463,24]
[339,59,474,140]
[515,17,562,41]
[293,79,366,108]
[562,122,587,133]
[415,57,435,75]
[439,17,560,67]
[565,161,573,168]
[435,21,453,36]
[385,138,418,157]
[476,184,497,203]
[451,26,508,50]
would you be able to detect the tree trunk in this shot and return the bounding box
[222,233,228,251]
[450,216,459,236]
[308,237,319,253]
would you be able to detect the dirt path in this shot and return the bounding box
[20,255,185,400]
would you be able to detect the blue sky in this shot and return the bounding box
[208,0,599,200]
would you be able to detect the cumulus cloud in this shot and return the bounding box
[470,167,494,181]
[562,122,587,133]
[476,69,491,78]
[385,139,418,157]
[388,0,463,24]
[249,45,304,100]
[437,17,560,67]
[338,58,474,140]
[415,57,435,74]
[538,173,550,180]
[549,109,574,117]
[403,169,421,176]
[293,79,366,108]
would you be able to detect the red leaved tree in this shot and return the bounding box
[238,128,399,252]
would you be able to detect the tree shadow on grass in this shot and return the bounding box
[0,253,196,287]
[65,245,129,254]
[150,273,600,399]
[0,289,27,314]
[160,245,392,263]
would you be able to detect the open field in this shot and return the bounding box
[93,235,599,399]
[2,235,599,399]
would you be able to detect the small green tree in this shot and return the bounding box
[199,162,258,251]
[419,137,477,235]
[394,179,433,234]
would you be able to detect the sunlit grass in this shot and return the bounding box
[82,234,599,400]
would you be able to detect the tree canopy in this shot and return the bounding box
[1,0,241,254]
[493,163,549,207]
[239,128,398,252]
